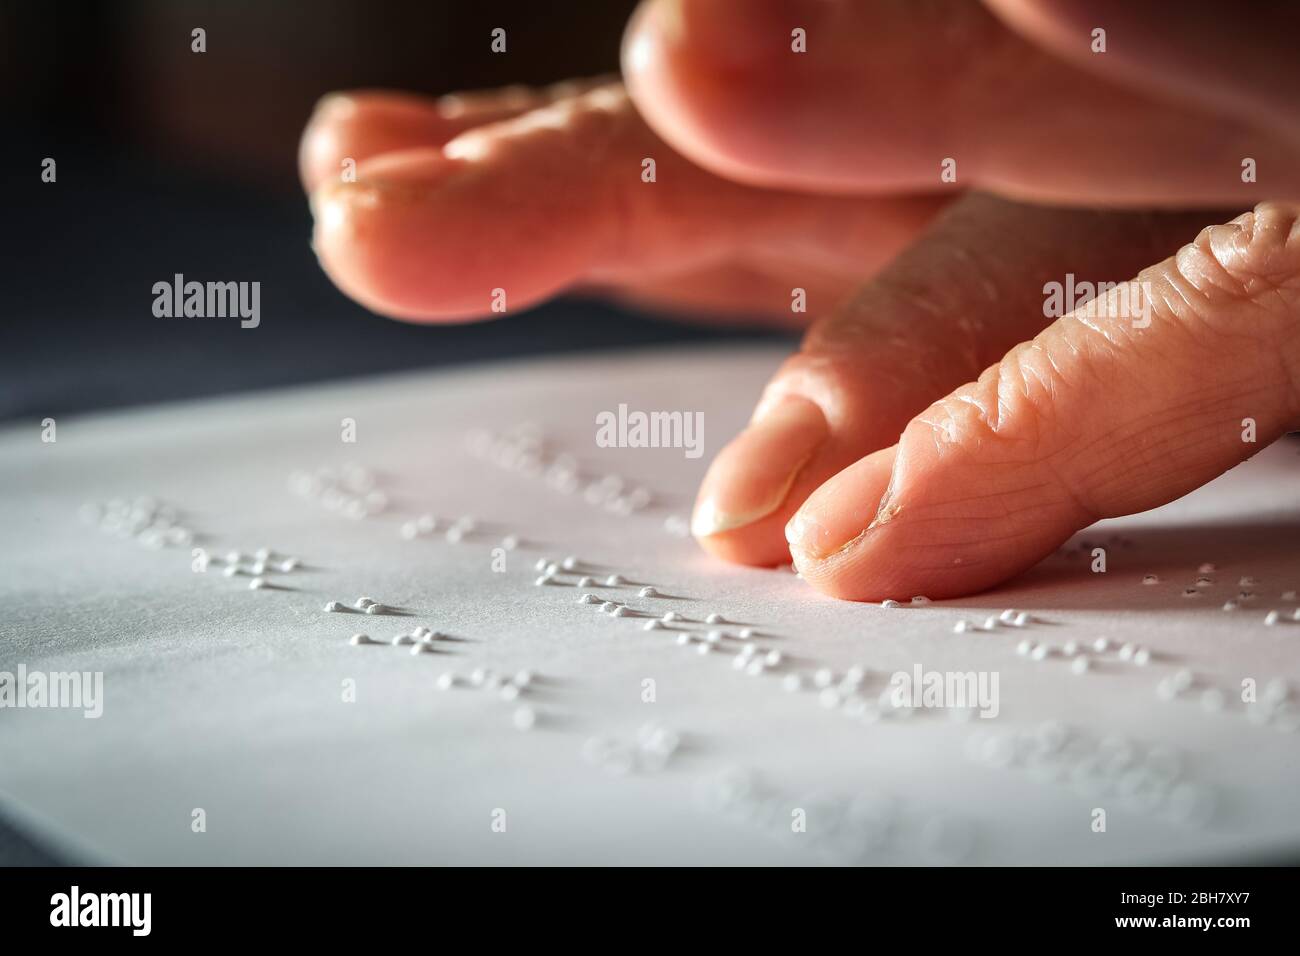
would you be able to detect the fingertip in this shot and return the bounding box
[691,395,831,566]
[785,446,898,599]
[299,93,359,193]
[309,150,496,322]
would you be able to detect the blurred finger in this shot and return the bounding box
[299,79,613,192]
[623,0,1300,204]
[310,83,942,321]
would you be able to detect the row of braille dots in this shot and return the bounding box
[79,497,194,549]
[786,666,952,722]
[1015,635,1153,676]
[398,513,503,545]
[1153,565,1299,619]
[571,581,790,675]
[1057,532,1136,558]
[195,547,302,590]
[349,625,447,654]
[435,667,538,731]
[466,425,657,516]
[582,722,682,774]
[699,766,976,863]
[325,595,396,615]
[288,464,387,520]
[951,607,1033,633]
[1156,671,1297,732]
[965,723,1217,827]
[879,596,933,609]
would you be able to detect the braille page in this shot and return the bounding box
[1,344,1297,865]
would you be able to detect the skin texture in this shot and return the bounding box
[303,0,1300,602]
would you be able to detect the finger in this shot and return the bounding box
[622,0,1300,204]
[691,194,1211,565]
[984,0,1300,142]
[299,79,613,193]
[786,201,1300,601]
[310,83,942,322]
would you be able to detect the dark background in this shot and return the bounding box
[1,0,790,423]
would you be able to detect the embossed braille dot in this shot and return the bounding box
[349,634,372,646]
[325,601,344,612]
[1070,657,1090,675]
[1142,574,1159,585]
[638,586,659,598]
[705,613,726,624]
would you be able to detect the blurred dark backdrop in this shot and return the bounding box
[1,0,790,422]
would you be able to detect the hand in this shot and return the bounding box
[302,0,1300,601]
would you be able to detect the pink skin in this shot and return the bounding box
[303,0,1300,601]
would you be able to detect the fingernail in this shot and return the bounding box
[691,395,829,538]
[785,451,897,560]
[311,93,357,121]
